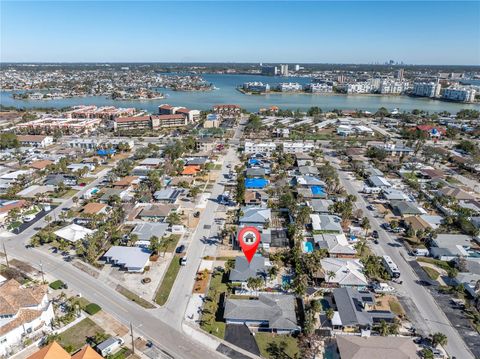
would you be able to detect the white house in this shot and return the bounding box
[54,223,95,243]
[0,280,55,357]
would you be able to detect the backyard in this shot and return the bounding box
[254,333,299,359]
[57,318,106,353]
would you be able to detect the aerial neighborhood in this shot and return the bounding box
[0,78,478,359]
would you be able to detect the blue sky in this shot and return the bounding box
[1,1,479,64]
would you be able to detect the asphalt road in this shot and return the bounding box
[3,167,228,359]
[326,153,474,359]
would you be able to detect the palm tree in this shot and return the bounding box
[430,332,448,348]
[377,320,389,336]
[361,217,370,238]
[326,270,336,284]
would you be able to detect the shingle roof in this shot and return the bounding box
[229,256,268,282]
[336,335,420,359]
[224,293,299,331]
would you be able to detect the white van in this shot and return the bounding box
[412,248,429,257]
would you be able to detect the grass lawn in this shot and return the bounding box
[57,318,104,353]
[78,177,95,185]
[423,266,440,280]
[200,270,228,339]
[254,333,299,359]
[159,235,181,253]
[388,298,405,317]
[116,285,155,309]
[91,165,109,174]
[214,164,222,170]
[155,255,181,306]
[417,257,453,272]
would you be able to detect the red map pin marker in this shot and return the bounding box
[238,226,261,263]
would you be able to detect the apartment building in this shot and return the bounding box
[282,142,315,154]
[114,116,151,131]
[212,104,241,118]
[244,141,277,156]
[276,82,303,92]
[442,87,476,103]
[412,82,441,98]
[242,82,270,92]
[158,104,199,122]
[16,117,102,134]
[151,114,188,128]
[338,82,373,94]
[305,83,333,93]
[67,105,136,119]
[379,80,409,94]
[16,135,53,148]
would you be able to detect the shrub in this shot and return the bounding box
[49,280,64,290]
[84,303,101,315]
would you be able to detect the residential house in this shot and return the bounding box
[308,199,334,214]
[82,203,109,216]
[336,336,420,359]
[310,214,342,233]
[44,174,77,187]
[318,258,367,288]
[331,287,395,332]
[239,207,271,228]
[26,341,102,359]
[367,175,391,189]
[131,222,169,247]
[181,165,201,176]
[103,246,151,272]
[390,200,424,217]
[138,158,163,168]
[244,190,268,206]
[0,280,55,357]
[430,234,472,261]
[99,188,129,203]
[224,293,300,334]
[153,188,183,203]
[0,200,26,224]
[112,176,139,189]
[438,186,475,201]
[29,160,53,171]
[314,234,357,258]
[138,204,177,222]
[229,255,269,283]
[54,223,95,243]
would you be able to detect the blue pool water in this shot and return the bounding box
[91,188,99,194]
[311,185,325,195]
[303,241,314,253]
[282,275,292,286]
[245,178,268,189]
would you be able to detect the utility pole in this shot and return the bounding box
[3,242,9,268]
[39,261,45,284]
[130,322,135,354]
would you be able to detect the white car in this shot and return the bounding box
[373,283,395,293]
[180,257,187,266]
[22,214,36,223]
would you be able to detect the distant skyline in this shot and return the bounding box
[1,1,479,65]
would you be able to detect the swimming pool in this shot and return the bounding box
[303,241,314,253]
[311,185,325,196]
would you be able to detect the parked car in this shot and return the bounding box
[193,211,200,218]
[175,245,185,254]
[22,214,36,223]
[373,282,395,293]
[372,230,379,238]
[180,257,187,266]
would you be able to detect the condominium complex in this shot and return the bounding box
[16,117,102,134]
[412,82,441,98]
[442,87,476,103]
[305,83,334,93]
[242,82,270,92]
[66,105,136,119]
[276,82,303,92]
[114,114,188,131]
